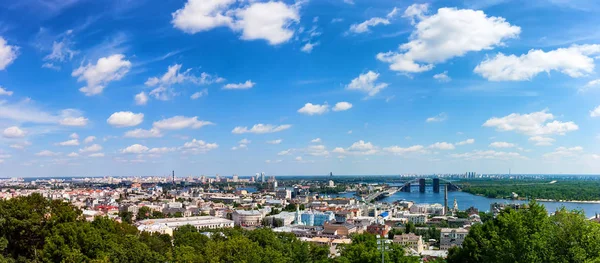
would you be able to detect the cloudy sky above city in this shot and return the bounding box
[1,0,600,177]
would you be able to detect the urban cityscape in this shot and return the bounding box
[2,0,600,262]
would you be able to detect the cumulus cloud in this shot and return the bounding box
[590,105,600,117]
[301,42,318,53]
[426,112,447,123]
[0,37,18,70]
[433,71,451,82]
[348,7,399,34]
[475,45,600,81]
[0,86,13,96]
[56,139,79,146]
[232,124,291,134]
[121,144,149,154]
[181,138,218,154]
[278,149,293,155]
[429,142,455,150]
[79,144,102,153]
[489,141,516,148]
[580,79,600,92]
[298,103,329,115]
[3,126,25,138]
[384,145,425,155]
[223,80,255,90]
[346,71,388,97]
[543,146,583,159]
[172,0,300,45]
[456,139,475,145]
[311,138,321,143]
[72,54,131,96]
[377,5,520,73]
[528,136,555,146]
[267,139,282,144]
[84,136,96,143]
[124,128,163,138]
[153,116,213,130]
[483,109,578,136]
[333,102,352,111]
[135,92,149,105]
[107,111,144,127]
[334,140,379,155]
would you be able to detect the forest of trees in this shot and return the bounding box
[458,180,600,201]
[0,194,419,263]
[447,201,600,263]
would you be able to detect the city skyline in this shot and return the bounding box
[1,0,600,177]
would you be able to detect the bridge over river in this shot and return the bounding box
[362,178,460,202]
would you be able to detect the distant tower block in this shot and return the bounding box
[433,178,440,193]
[419,178,426,193]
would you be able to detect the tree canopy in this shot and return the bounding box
[447,201,600,263]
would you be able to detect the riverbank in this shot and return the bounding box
[467,193,600,204]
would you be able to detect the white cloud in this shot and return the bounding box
[72,54,131,96]
[384,145,425,155]
[146,64,223,100]
[456,138,475,145]
[426,112,447,123]
[3,126,25,138]
[10,141,31,150]
[223,80,255,90]
[36,150,60,157]
[580,79,600,92]
[135,92,149,105]
[124,128,163,138]
[171,0,235,33]
[311,138,321,143]
[475,45,600,81]
[489,141,516,148]
[483,109,578,136]
[67,152,79,157]
[181,138,218,154]
[265,159,282,164]
[191,88,208,99]
[153,116,213,130]
[543,146,583,159]
[121,144,149,154]
[267,139,282,144]
[347,130,353,134]
[232,124,291,134]
[450,150,525,160]
[433,71,451,82]
[429,142,455,150]
[0,37,18,70]
[298,103,329,115]
[0,86,13,96]
[57,139,79,146]
[403,3,429,24]
[44,35,77,64]
[590,105,600,117]
[107,111,144,127]
[307,145,329,156]
[333,102,352,112]
[239,138,251,144]
[234,2,300,45]
[301,42,318,53]
[88,153,105,158]
[148,147,176,154]
[84,136,96,143]
[333,140,379,155]
[69,133,79,139]
[377,6,520,73]
[349,18,390,34]
[346,71,388,97]
[278,149,293,155]
[172,0,299,45]
[79,144,102,153]
[529,136,555,146]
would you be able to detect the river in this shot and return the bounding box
[333,188,600,218]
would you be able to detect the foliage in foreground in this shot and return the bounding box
[447,201,600,263]
[0,194,418,263]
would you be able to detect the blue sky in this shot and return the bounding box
[1,0,600,177]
